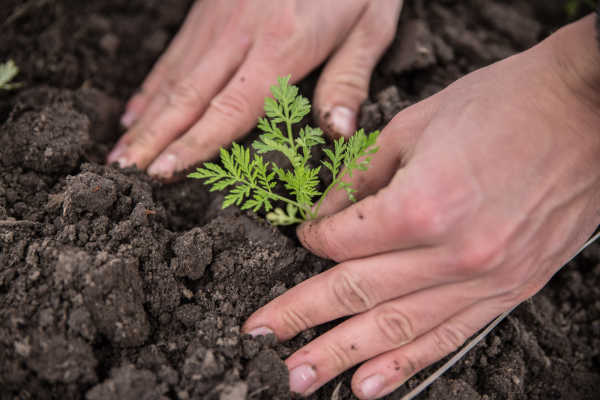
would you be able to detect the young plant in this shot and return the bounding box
[565,0,597,19]
[188,76,380,225]
[0,60,21,91]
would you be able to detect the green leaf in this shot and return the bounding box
[188,76,381,226]
[0,60,21,90]
[296,126,325,149]
[338,181,358,202]
[266,204,302,226]
[264,97,285,123]
[278,165,322,206]
[296,126,325,164]
[253,134,301,166]
[321,138,346,179]
[289,94,311,123]
[344,129,380,177]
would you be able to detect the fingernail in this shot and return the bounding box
[289,364,317,395]
[120,111,137,128]
[247,326,274,337]
[117,157,134,169]
[360,374,385,399]
[148,154,177,177]
[329,106,355,138]
[107,143,127,164]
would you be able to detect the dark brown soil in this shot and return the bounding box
[1,1,599,399]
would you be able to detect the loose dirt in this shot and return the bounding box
[1,1,598,399]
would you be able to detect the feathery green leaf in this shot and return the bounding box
[189,76,380,225]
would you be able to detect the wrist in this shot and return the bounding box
[548,14,600,111]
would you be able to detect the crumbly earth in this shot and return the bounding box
[1,1,599,399]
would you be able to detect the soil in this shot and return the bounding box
[1,1,599,399]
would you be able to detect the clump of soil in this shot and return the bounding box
[1,1,599,399]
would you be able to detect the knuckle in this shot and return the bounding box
[259,11,300,57]
[360,17,396,50]
[398,195,450,239]
[392,171,480,241]
[131,126,161,149]
[324,342,354,372]
[375,304,415,346]
[330,270,375,315]
[431,323,468,356]
[379,24,397,49]
[210,90,251,120]
[256,11,313,67]
[361,1,399,47]
[495,271,543,304]
[280,307,313,337]
[142,61,170,92]
[318,70,368,102]
[167,80,204,110]
[452,240,504,277]
[497,289,530,309]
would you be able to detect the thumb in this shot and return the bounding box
[314,0,403,139]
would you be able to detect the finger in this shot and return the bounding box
[144,31,329,178]
[299,149,477,262]
[120,1,219,127]
[350,299,513,399]
[314,0,403,139]
[316,95,440,218]
[108,34,251,170]
[145,62,275,177]
[243,246,469,342]
[282,281,485,396]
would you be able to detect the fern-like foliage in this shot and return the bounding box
[0,60,21,91]
[189,75,380,225]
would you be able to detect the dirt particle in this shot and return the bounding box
[82,257,150,347]
[63,172,117,218]
[172,227,213,280]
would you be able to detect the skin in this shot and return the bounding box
[242,15,600,399]
[107,0,403,178]
[108,2,600,398]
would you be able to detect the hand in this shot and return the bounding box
[243,15,600,399]
[107,0,403,179]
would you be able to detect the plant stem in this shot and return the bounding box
[298,206,307,220]
[311,169,348,219]
[281,97,295,153]
[256,186,308,214]
[286,121,295,152]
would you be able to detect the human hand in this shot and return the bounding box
[243,15,600,399]
[107,0,403,179]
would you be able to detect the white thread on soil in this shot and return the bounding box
[400,230,600,400]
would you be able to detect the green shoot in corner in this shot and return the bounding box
[0,60,22,91]
[188,76,380,225]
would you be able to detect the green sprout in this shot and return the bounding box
[0,60,22,91]
[565,0,597,19]
[189,76,380,225]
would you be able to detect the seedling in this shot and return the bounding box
[189,76,380,225]
[0,60,22,90]
[564,0,596,19]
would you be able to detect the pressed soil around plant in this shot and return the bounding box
[1,1,599,399]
